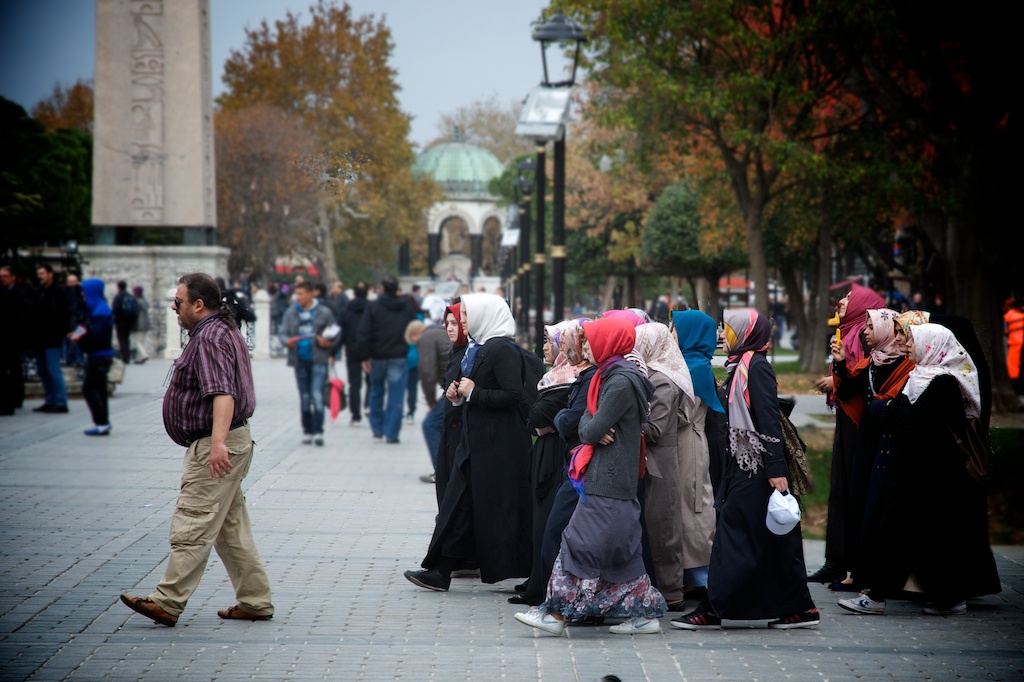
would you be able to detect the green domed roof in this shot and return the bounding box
[413,128,505,200]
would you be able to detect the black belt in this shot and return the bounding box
[186,419,248,444]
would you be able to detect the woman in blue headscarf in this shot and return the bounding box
[669,310,726,605]
[74,279,117,436]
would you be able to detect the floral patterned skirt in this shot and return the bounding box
[543,554,667,621]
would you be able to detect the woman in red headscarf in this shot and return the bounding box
[809,283,886,585]
[433,302,469,507]
[514,317,667,636]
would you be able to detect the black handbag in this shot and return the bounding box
[947,418,991,482]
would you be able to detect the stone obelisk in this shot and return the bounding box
[84,0,228,358]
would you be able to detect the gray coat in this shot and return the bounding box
[278,301,336,366]
[577,363,653,500]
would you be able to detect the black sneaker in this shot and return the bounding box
[671,609,722,630]
[807,561,846,583]
[403,568,450,592]
[768,608,820,629]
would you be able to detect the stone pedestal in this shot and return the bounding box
[79,244,229,358]
[252,289,272,360]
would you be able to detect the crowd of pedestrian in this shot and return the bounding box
[0,263,155,431]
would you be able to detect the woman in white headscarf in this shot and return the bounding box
[839,323,999,617]
[405,294,533,592]
[633,322,706,612]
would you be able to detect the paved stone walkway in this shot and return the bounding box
[1,358,1022,681]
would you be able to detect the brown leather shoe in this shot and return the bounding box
[217,605,273,621]
[120,594,177,627]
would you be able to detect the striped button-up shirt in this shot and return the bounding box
[162,314,256,447]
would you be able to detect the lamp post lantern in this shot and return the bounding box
[516,10,587,351]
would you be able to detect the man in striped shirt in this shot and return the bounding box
[120,273,274,627]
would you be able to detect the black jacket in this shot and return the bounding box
[356,294,416,360]
[341,296,369,360]
[33,283,71,349]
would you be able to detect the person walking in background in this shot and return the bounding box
[405,328,419,424]
[120,272,274,627]
[514,317,667,636]
[1004,298,1024,395]
[64,273,88,369]
[32,263,71,413]
[279,281,337,446]
[340,281,370,425]
[406,312,452,484]
[74,278,116,436]
[0,265,29,415]
[111,280,138,363]
[130,286,151,364]
[357,276,417,444]
[673,309,818,631]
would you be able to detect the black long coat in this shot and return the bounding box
[423,338,532,583]
[875,375,1000,603]
[708,353,815,619]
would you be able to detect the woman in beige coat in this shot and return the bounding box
[635,322,715,611]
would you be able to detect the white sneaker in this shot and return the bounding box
[301,435,313,445]
[609,617,661,635]
[514,608,565,635]
[838,594,886,615]
[313,435,324,446]
[923,601,966,616]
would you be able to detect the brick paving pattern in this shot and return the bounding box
[2,359,1022,681]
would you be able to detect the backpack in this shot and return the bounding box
[117,293,138,321]
[504,339,546,422]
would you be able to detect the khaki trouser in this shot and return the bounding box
[150,424,274,617]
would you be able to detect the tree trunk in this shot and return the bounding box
[319,200,339,285]
[744,208,770,317]
[600,274,617,312]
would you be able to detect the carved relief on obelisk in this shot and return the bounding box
[129,1,165,223]
[92,0,216,236]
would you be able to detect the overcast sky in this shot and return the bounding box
[0,0,554,150]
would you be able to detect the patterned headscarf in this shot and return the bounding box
[538,320,580,390]
[722,309,777,474]
[634,323,694,402]
[866,309,903,365]
[673,310,725,413]
[559,321,590,366]
[903,323,981,419]
[895,310,931,338]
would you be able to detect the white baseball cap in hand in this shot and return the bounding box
[766,489,801,535]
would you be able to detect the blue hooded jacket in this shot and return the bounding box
[79,279,116,358]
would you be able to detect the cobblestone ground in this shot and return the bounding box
[1,359,1022,681]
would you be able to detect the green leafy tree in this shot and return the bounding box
[219,0,439,281]
[643,179,747,322]
[0,97,91,255]
[558,0,858,316]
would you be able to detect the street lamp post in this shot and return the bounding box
[516,158,535,340]
[533,143,547,356]
[528,9,587,337]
